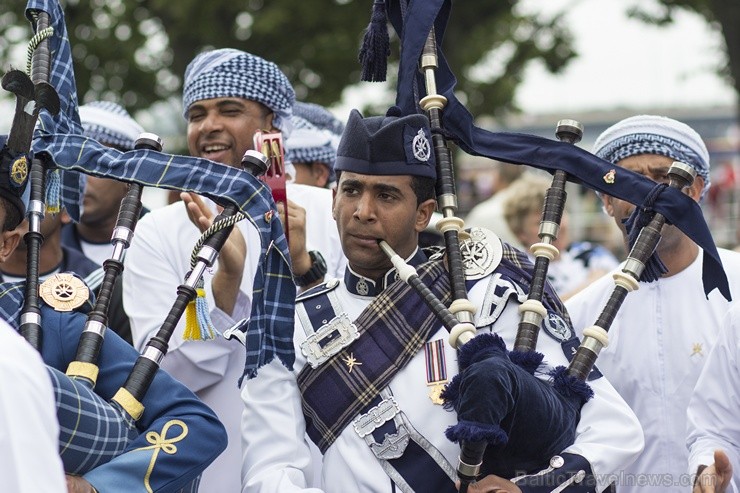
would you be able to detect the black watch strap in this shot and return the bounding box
[294,250,328,287]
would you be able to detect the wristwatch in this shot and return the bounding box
[294,250,328,287]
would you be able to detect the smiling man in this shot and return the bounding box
[123,48,344,493]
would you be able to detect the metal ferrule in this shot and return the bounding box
[185,263,209,288]
[197,245,219,266]
[457,457,481,477]
[111,226,134,245]
[580,337,604,355]
[538,221,559,240]
[110,242,126,262]
[623,258,645,279]
[83,320,106,337]
[20,311,41,325]
[454,311,474,325]
[28,199,45,215]
[521,310,544,326]
[142,346,164,365]
[423,71,438,96]
[438,194,458,211]
[420,52,438,70]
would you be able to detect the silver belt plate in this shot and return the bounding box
[353,397,400,438]
[300,313,359,368]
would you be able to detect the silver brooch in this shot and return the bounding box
[460,227,503,279]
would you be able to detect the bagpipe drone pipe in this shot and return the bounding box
[4,0,296,476]
[362,0,731,490]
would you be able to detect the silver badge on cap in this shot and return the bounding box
[412,128,431,162]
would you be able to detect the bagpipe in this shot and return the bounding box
[363,0,731,490]
[3,0,295,478]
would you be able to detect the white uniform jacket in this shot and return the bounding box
[241,263,643,492]
[0,320,66,492]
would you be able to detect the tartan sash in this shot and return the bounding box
[298,259,451,453]
[298,242,571,453]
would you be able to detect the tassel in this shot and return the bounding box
[456,332,507,371]
[549,366,594,405]
[440,374,461,411]
[45,168,61,214]
[183,278,221,341]
[358,0,390,82]
[624,183,668,282]
[445,420,508,446]
[507,349,544,375]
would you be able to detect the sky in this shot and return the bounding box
[335,0,736,119]
[513,0,736,115]
[1,0,735,130]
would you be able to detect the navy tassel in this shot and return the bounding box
[549,366,594,405]
[445,420,508,446]
[507,349,544,375]
[440,374,461,411]
[358,0,390,82]
[624,183,669,282]
[456,332,507,371]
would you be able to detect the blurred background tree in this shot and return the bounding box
[629,0,740,119]
[0,0,577,118]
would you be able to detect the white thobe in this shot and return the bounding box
[687,304,740,493]
[565,248,740,493]
[124,185,345,493]
[0,320,66,492]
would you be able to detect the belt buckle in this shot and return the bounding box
[370,424,410,460]
[300,314,359,368]
[352,397,400,438]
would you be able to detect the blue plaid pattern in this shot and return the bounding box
[182,48,295,134]
[48,365,138,475]
[26,0,296,379]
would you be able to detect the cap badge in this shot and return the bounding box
[10,156,28,186]
[603,169,616,184]
[412,128,431,162]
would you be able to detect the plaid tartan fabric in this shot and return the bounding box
[25,0,297,378]
[0,283,138,474]
[0,282,26,324]
[48,365,138,475]
[298,242,572,452]
[498,241,572,327]
[298,259,451,453]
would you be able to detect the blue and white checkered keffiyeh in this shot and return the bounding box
[294,101,345,136]
[182,48,295,136]
[286,115,339,181]
[26,0,296,379]
[79,101,143,151]
[593,114,711,201]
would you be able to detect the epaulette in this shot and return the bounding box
[296,277,340,303]
[39,272,95,314]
